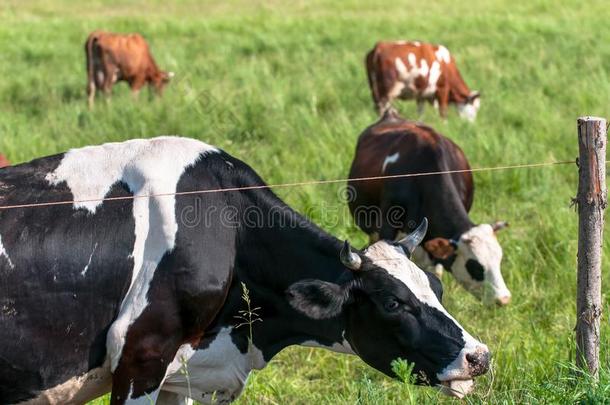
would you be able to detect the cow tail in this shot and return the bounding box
[85,34,97,90]
[365,47,380,109]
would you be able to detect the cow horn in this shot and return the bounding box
[340,240,362,271]
[397,218,428,255]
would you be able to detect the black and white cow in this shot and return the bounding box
[347,110,511,306]
[0,137,489,404]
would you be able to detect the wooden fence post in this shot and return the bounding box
[576,116,606,379]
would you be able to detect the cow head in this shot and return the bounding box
[287,219,490,398]
[423,222,511,306]
[152,71,174,94]
[456,91,480,122]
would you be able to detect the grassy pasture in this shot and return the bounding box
[1,0,609,403]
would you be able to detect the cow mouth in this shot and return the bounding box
[438,379,474,398]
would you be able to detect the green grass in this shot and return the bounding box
[1,0,610,403]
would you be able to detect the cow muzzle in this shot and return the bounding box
[437,344,490,398]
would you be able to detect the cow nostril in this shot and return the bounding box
[466,352,479,365]
[495,295,511,306]
[466,350,490,376]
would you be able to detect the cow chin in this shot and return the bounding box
[457,103,478,122]
[438,378,475,398]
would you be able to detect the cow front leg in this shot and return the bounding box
[129,76,146,101]
[109,302,184,405]
[110,331,183,404]
[436,88,449,120]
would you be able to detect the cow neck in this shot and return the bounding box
[424,174,474,240]
[231,190,350,354]
[236,189,347,287]
[447,65,472,103]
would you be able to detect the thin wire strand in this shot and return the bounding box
[0,159,575,211]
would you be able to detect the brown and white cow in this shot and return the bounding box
[366,41,480,121]
[0,154,9,169]
[347,109,510,305]
[85,31,174,108]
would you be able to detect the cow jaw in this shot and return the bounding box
[439,379,474,398]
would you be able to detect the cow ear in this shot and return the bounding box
[491,221,509,232]
[286,279,350,319]
[424,238,456,259]
[470,91,481,101]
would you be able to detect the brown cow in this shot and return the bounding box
[347,109,510,305]
[366,41,480,121]
[85,31,174,108]
[0,154,9,169]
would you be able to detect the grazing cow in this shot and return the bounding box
[0,154,9,168]
[0,137,489,404]
[348,110,510,305]
[85,31,174,108]
[366,41,481,121]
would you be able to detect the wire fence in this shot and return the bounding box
[0,159,575,211]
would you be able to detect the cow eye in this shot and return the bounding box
[384,299,400,312]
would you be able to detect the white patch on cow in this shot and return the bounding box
[407,53,417,67]
[300,335,355,355]
[382,152,400,173]
[388,81,406,100]
[419,59,430,77]
[395,56,430,96]
[435,45,451,63]
[81,243,98,276]
[394,57,409,79]
[456,224,510,304]
[163,327,265,404]
[395,56,434,98]
[457,95,480,122]
[413,41,421,46]
[46,137,219,372]
[125,385,162,405]
[457,103,477,122]
[423,61,441,96]
[161,330,353,404]
[19,361,112,404]
[363,241,485,382]
[0,235,15,269]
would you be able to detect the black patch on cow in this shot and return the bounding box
[286,279,348,320]
[430,251,456,273]
[465,259,485,281]
[424,271,443,302]
[0,154,135,403]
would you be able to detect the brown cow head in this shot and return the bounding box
[151,71,174,94]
